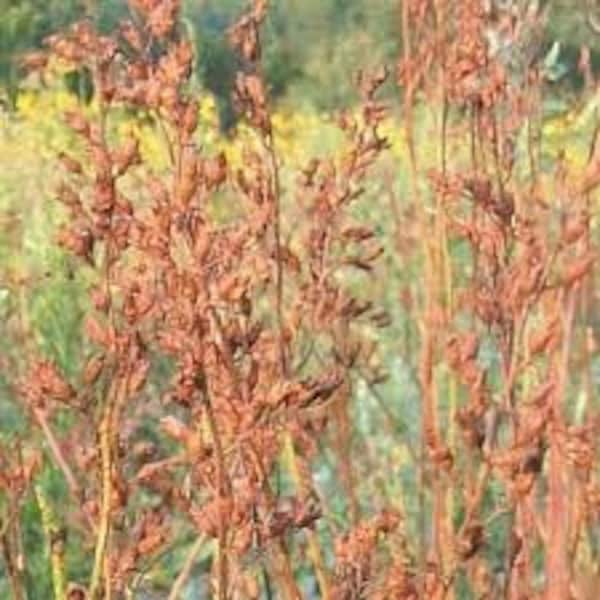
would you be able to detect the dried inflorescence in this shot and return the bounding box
[6,1,600,599]
[331,509,402,600]
[394,1,600,599]
[12,1,393,598]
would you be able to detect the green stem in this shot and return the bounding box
[35,485,66,600]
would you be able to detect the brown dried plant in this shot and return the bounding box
[7,1,390,599]
[395,1,600,599]
[4,1,600,600]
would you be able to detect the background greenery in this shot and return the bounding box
[2,0,597,112]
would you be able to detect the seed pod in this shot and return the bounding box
[128,358,150,395]
[203,152,228,190]
[562,252,596,287]
[113,136,141,176]
[85,315,109,347]
[59,153,83,175]
[181,100,199,136]
[529,319,561,356]
[120,20,144,52]
[82,354,105,385]
[562,215,588,245]
[456,523,484,560]
[64,111,90,137]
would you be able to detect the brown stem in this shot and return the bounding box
[0,522,26,600]
[88,370,125,600]
[545,287,577,600]
[207,297,300,599]
[202,381,231,600]
[262,130,287,377]
[32,409,97,535]
[283,433,332,599]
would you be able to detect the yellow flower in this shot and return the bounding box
[53,90,77,113]
[16,91,38,120]
[199,94,218,127]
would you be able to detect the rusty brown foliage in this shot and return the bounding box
[4,1,600,600]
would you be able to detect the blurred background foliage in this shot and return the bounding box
[1,0,596,115]
[2,0,600,597]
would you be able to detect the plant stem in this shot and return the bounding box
[89,373,122,600]
[283,433,331,600]
[35,485,66,600]
[167,536,206,600]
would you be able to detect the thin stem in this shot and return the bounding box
[0,524,27,600]
[35,485,66,600]
[202,382,230,600]
[33,409,97,535]
[283,433,332,600]
[545,286,578,600]
[167,536,206,600]
[88,372,123,599]
[263,131,287,376]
